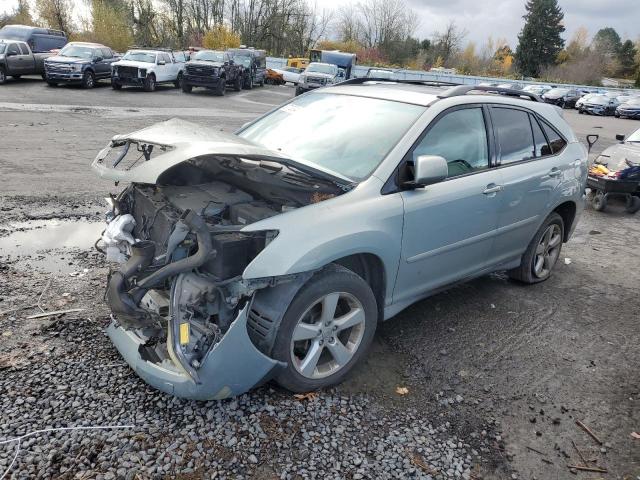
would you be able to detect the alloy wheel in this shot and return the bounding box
[290,292,366,379]
[533,224,562,278]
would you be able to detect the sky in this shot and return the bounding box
[1,0,638,49]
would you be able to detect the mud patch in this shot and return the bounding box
[0,219,104,273]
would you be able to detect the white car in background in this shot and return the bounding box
[271,66,303,85]
[522,84,552,96]
[575,93,603,110]
[111,48,186,91]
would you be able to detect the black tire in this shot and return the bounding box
[233,74,242,92]
[143,74,156,92]
[625,195,640,214]
[0,67,7,84]
[111,80,122,90]
[46,80,57,87]
[174,72,183,88]
[12,75,21,79]
[81,70,95,89]
[259,76,265,87]
[508,212,564,284]
[272,265,378,393]
[615,113,620,118]
[592,191,607,211]
[295,86,302,96]
[244,74,254,89]
[181,82,192,93]
[214,77,225,96]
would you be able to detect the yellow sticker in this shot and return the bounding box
[179,323,190,345]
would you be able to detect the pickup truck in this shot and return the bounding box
[182,50,242,96]
[0,39,51,83]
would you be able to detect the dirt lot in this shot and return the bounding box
[0,78,639,479]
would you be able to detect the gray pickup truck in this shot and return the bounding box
[0,39,51,83]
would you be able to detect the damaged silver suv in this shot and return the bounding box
[92,81,588,400]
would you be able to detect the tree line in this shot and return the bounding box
[1,0,639,86]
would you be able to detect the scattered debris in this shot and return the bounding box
[571,439,589,466]
[293,392,318,401]
[526,445,548,456]
[26,308,85,319]
[566,465,607,473]
[576,420,603,445]
[564,258,572,265]
[395,386,409,396]
[631,432,640,440]
[0,304,38,317]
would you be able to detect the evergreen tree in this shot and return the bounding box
[515,0,565,77]
[617,40,637,78]
[593,28,622,57]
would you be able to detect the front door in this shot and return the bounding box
[394,105,502,304]
[6,43,25,74]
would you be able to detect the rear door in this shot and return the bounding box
[17,43,35,72]
[394,105,502,304]
[489,106,568,265]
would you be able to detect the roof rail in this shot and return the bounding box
[439,85,542,102]
[338,78,461,87]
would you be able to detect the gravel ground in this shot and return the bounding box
[1,80,639,479]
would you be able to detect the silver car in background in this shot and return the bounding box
[92,81,588,400]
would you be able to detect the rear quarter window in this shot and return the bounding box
[491,107,536,164]
[540,120,567,154]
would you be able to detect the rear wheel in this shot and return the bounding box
[508,213,564,284]
[12,75,21,79]
[46,80,57,87]
[143,73,156,92]
[181,82,192,93]
[259,76,265,87]
[111,80,122,90]
[0,68,7,84]
[592,191,607,211]
[81,70,95,89]
[625,195,640,214]
[174,72,183,88]
[272,266,378,392]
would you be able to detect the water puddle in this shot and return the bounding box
[0,219,104,273]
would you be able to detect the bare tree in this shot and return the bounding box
[357,0,417,49]
[335,4,361,43]
[36,0,74,33]
[432,21,467,64]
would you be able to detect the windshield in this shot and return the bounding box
[235,56,251,67]
[306,64,337,75]
[59,45,95,59]
[589,96,610,105]
[546,88,568,96]
[238,93,426,180]
[624,97,640,106]
[123,51,156,63]
[193,50,224,62]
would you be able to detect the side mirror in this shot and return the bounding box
[6,50,17,57]
[158,60,166,65]
[412,155,448,187]
[616,134,625,142]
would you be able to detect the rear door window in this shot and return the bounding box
[491,107,535,164]
[101,48,113,59]
[18,43,29,54]
[540,121,567,154]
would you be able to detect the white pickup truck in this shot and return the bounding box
[111,48,186,92]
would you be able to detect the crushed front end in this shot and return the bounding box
[92,119,347,400]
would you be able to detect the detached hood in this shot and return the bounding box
[92,118,351,184]
[599,142,640,171]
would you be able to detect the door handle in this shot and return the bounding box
[548,168,562,177]
[483,184,503,195]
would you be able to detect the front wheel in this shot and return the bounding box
[214,78,225,96]
[272,266,378,393]
[0,67,7,84]
[12,75,21,79]
[233,74,242,91]
[111,80,122,90]
[259,76,265,87]
[143,74,156,92]
[625,195,640,214]
[508,212,564,284]
[244,74,254,89]
[181,82,192,93]
[81,70,95,89]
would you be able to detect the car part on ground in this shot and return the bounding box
[92,81,587,399]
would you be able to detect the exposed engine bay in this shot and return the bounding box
[94,120,349,399]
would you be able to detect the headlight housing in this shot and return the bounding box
[139,68,147,78]
[73,64,82,72]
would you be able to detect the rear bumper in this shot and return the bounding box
[183,75,223,87]
[107,303,284,400]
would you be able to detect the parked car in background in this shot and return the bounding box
[227,47,266,89]
[578,94,619,116]
[182,50,242,95]
[0,39,54,83]
[496,83,523,90]
[616,94,638,105]
[111,48,185,92]
[270,66,303,84]
[0,24,67,53]
[265,68,284,85]
[616,97,640,119]
[296,62,343,95]
[44,42,117,88]
[92,80,587,400]
[366,68,394,79]
[522,84,552,96]
[575,93,601,110]
[541,87,582,108]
